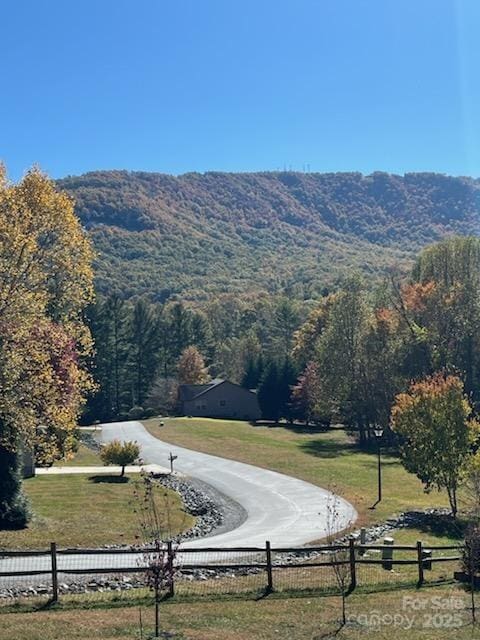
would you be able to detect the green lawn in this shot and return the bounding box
[144,417,449,529]
[0,473,194,550]
[0,585,478,639]
[54,443,102,467]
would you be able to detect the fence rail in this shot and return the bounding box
[0,538,465,605]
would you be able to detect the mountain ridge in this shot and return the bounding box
[57,170,480,300]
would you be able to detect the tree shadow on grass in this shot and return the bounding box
[299,439,358,459]
[300,439,402,462]
[410,512,466,540]
[254,420,338,435]
[88,475,130,484]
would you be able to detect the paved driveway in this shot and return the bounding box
[0,421,357,583]
[101,421,357,548]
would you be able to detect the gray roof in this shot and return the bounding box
[179,378,257,402]
[179,379,225,401]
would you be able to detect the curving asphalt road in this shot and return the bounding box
[101,421,357,548]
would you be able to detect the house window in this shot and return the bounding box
[219,400,226,407]
[196,402,207,410]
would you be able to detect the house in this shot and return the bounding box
[179,379,261,421]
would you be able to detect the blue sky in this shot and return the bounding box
[1,0,480,180]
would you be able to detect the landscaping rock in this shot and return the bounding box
[0,504,454,600]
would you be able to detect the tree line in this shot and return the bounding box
[85,235,480,443]
[3,167,480,529]
[84,294,306,422]
[1,166,480,527]
[85,234,480,517]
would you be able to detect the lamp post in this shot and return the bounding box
[373,426,384,504]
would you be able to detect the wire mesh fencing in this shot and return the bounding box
[355,542,461,591]
[0,539,465,608]
[0,548,54,607]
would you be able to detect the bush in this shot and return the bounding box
[143,407,158,418]
[127,405,144,420]
[100,440,140,476]
[0,446,31,529]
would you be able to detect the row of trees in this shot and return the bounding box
[86,235,480,451]
[1,166,479,528]
[84,294,306,421]
[290,237,480,441]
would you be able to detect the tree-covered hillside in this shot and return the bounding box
[58,171,480,300]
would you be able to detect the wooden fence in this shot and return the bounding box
[0,538,464,603]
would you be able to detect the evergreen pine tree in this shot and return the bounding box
[278,358,298,422]
[257,361,281,422]
[241,355,262,389]
[127,299,159,407]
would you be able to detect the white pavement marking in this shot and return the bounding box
[101,421,357,549]
[35,464,170,475]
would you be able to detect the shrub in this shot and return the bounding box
[463,524,480,578]
[100,440,140,476]
[0,446,31,529]
[143,407,158,418]
[127,405,144,420]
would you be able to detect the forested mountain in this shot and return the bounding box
[58,171,480,300]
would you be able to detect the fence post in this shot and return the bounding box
[50,542,59,603]
[417,540,424,586]
[348,537,356,591]
[382,537,394,570]
[167,540,174,597]
[359,527,367,556]
[422,549,432,571]
[265,540,273,593]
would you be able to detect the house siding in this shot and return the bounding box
[183,381,261,421]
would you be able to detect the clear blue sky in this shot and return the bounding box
[2,0,480,180]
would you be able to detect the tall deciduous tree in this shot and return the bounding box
[291,361,322,426]
[391,372,479,517]
[177,346,209,385]
[406,237,480,401]
[360,307,400,436]
[292,293,337,367]
[0,167,94,526]
[315,276,370,443]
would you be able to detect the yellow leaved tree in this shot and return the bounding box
[0,166,94,528]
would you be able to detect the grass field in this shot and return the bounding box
[144,417,449,529]
[0,584,478,639]
[56,442,103,467]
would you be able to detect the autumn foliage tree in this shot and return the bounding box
[391,373,479,517]
[100,440,140,477]
[290,361,322,425]
[177,346,209,385]
[394,237,480,401]
[0,166,94,527]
